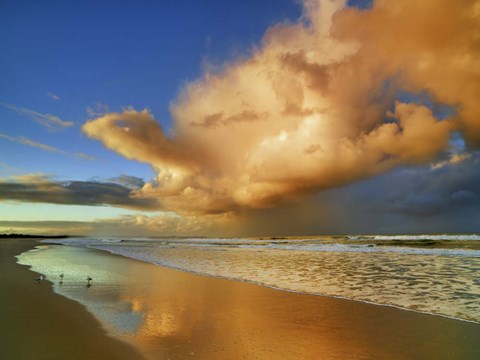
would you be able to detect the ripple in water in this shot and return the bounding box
[43,238,480,323]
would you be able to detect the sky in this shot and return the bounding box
[1,0,479,237]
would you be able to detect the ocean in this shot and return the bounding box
[17,234,480,325]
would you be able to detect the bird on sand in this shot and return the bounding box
[33,275,44,283]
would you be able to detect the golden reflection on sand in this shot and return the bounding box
[18,245,480,360]
[113,260,429,360]
[116,261,348,359]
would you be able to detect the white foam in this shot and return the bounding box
[238,243,480,257]
[371,234,480,241]
[44,236,480,324]
[47,236,480,257]
[81,241,480,324]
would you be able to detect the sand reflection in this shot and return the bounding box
[17,245,480,360]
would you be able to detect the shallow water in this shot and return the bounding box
[39,236,480,324]
[17,245,146,337]
[15,243,480,360]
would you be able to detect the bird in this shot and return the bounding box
[59,273,64,284]
[87,276,93,284]
[33,275,44,283]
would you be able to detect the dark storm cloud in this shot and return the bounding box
[0,176,157,210]
[107,175,146,189]
[375,153,480,217]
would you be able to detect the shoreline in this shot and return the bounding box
[85,243,480,325]
[10,240,480,359]
[0,238,144,360]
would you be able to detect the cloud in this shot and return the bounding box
[374,152,480,217]
[2,152,479,237]
[82,0,476,218]
[431,152,471,170]
[0,175,158,210]
[89,212,233,237]
[47,92,60,101]
[107,175,146,189]
[0,220,92,236]
[332,0,480,145]
[0,212,233,237]
[0,132,96,160]
[87,103,110,118]
[83,110,190,169]
[190,110,268,128]
[0,133,67,154]
[75,152,97,161]
[0,102,74,129]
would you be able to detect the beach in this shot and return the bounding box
[0,239,144,360]
[7,239,480,359]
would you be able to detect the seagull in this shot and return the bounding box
[33,275,44,283]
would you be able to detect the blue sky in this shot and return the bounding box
[1,0,302,178]
[1,0,479,236]
[0,0,301,226]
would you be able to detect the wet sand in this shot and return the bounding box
[6,240,480,359]
[0,239,144,360]
[99,251,480,360]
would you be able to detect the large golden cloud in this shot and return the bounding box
[82,0,478,215]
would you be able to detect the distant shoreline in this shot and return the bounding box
[0,233,70,239]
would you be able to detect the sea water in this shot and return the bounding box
[19,235,480,324]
